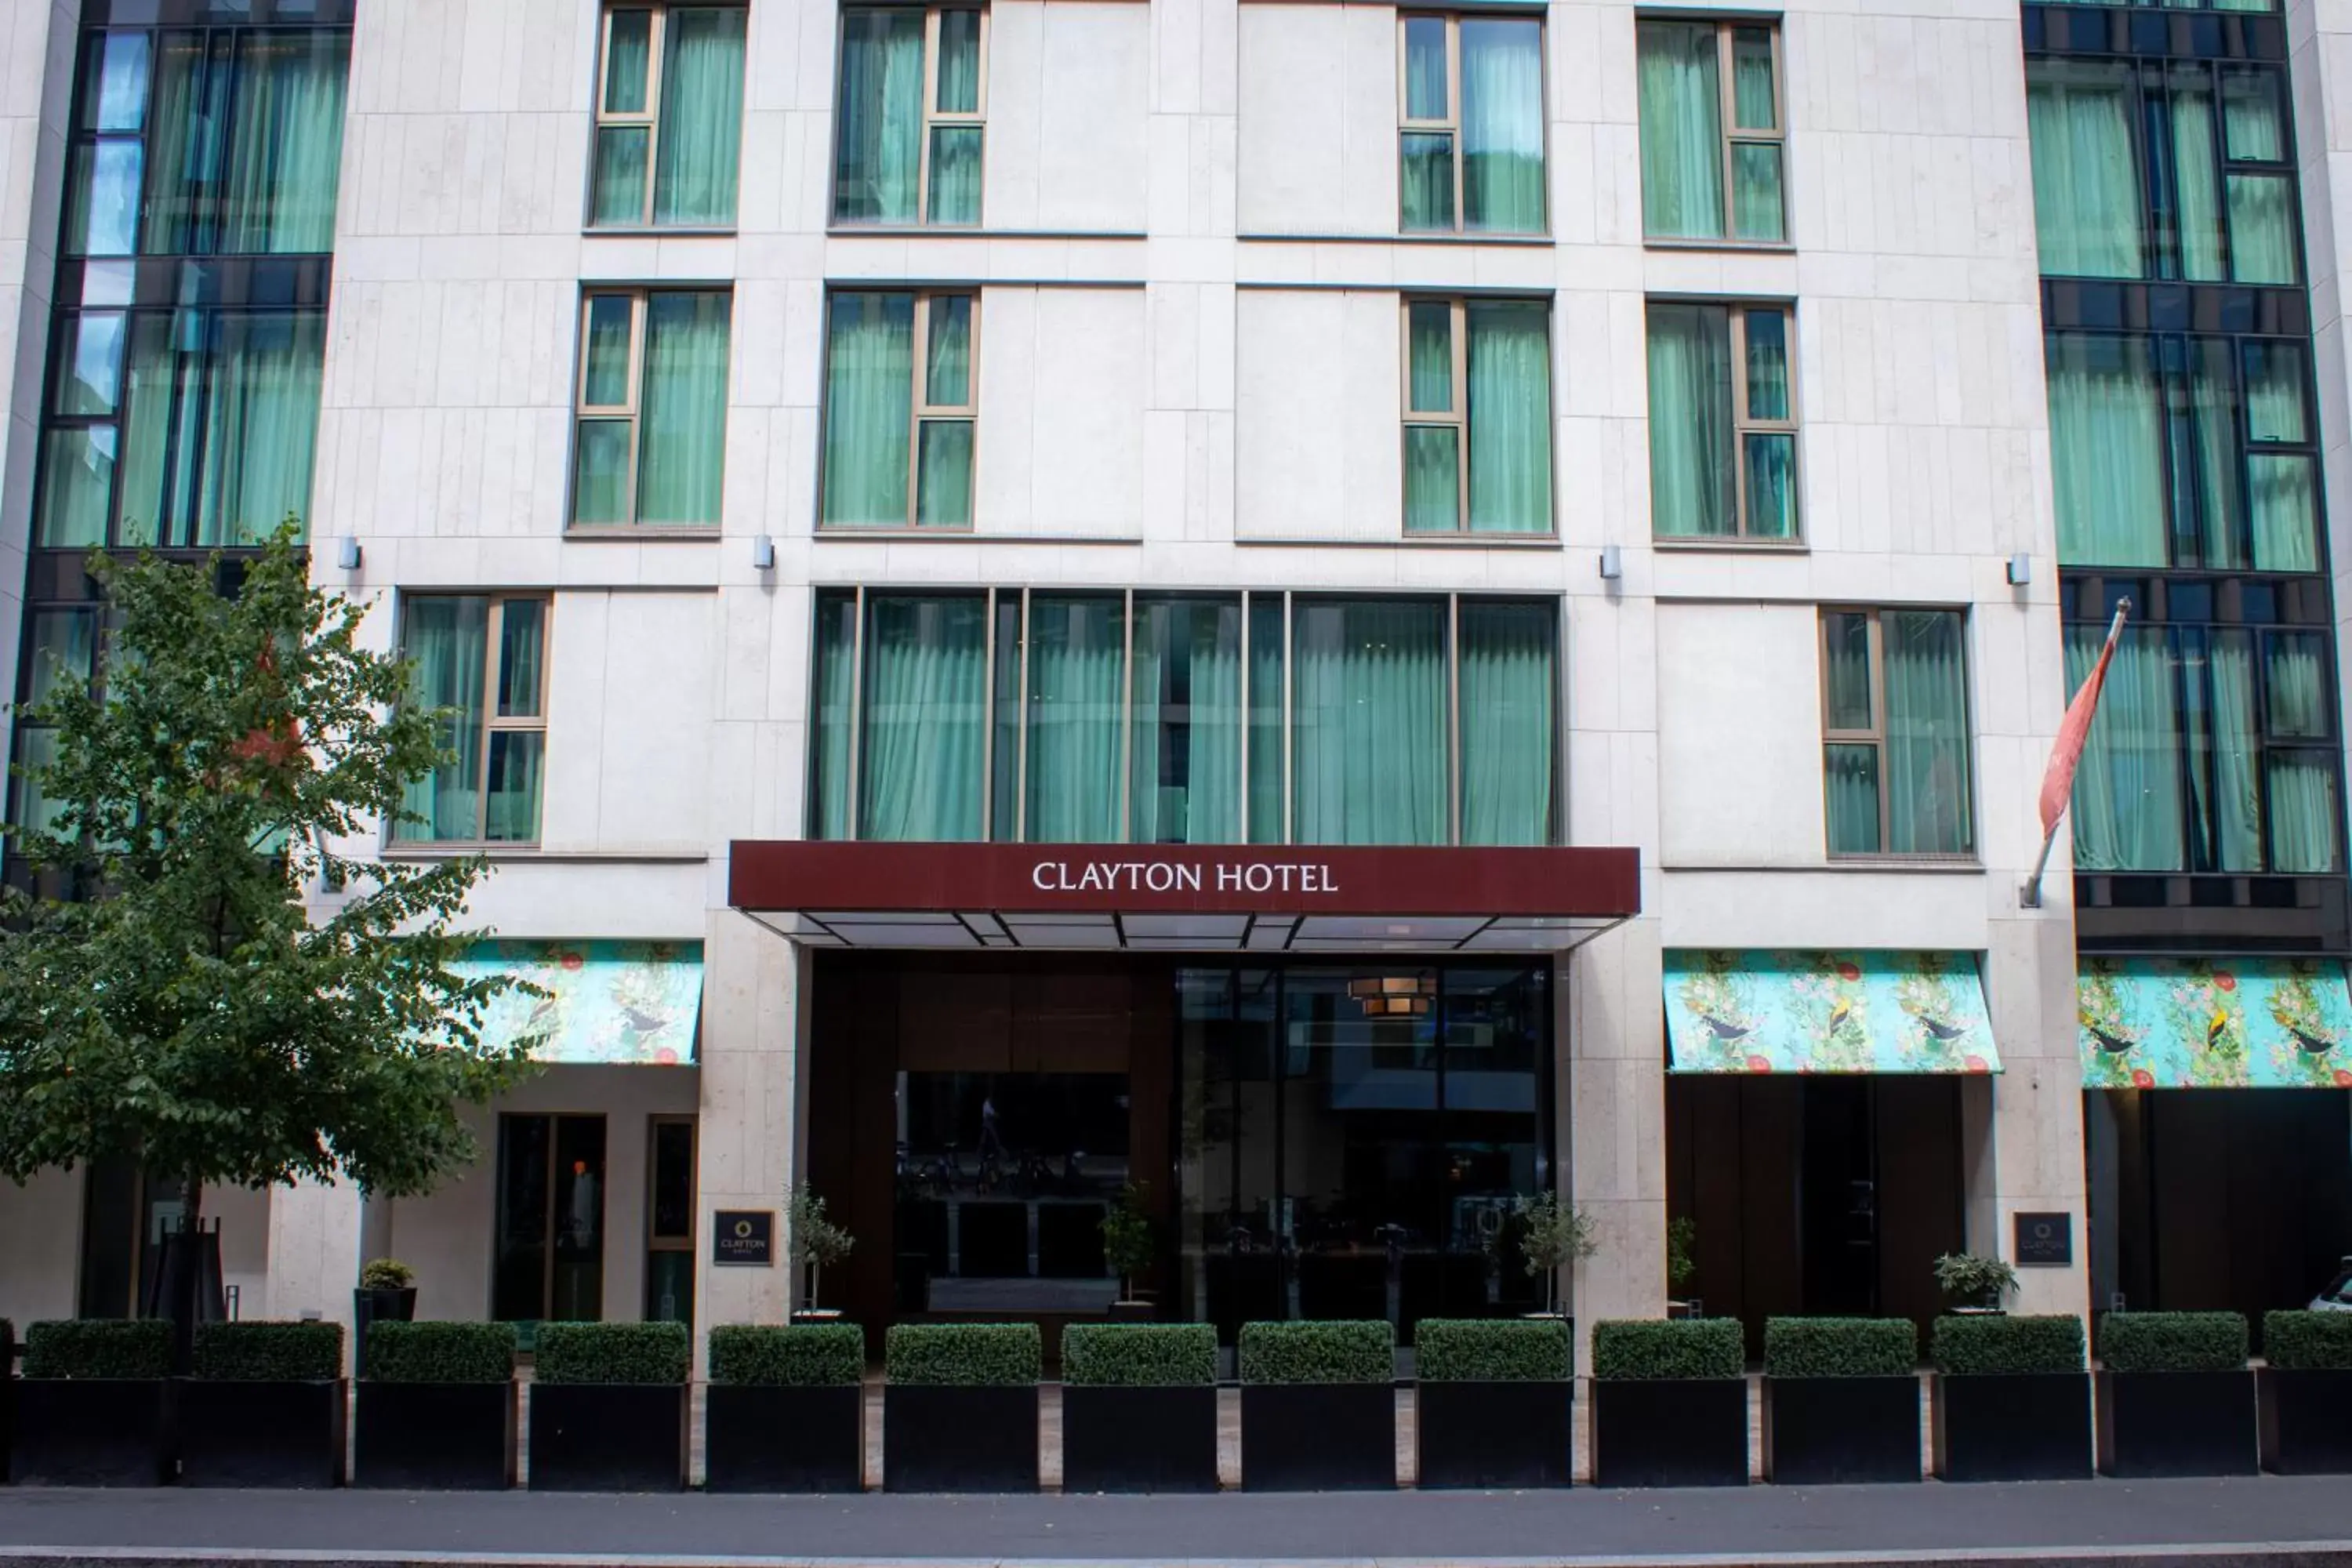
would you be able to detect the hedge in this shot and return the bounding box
[1061,1323,1217,1387]
[1414,1318,1572,1382]
[2263,1310,2352,1372]
[1238,1320,1392,1385]
[708,1323,866,1387]
[1931,1313,2085,1377]
[1763,1316,1917,1379]
[884,1323,1040,1386]
[363,1320,517,1383]
[2097,1311,2247,1373]
[1592,1318,1744,1380]
[22,1319,172,1380]
[192,1320,345,1381]
[532,1321,690,1385]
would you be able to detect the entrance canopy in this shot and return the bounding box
[728,842,1640,953]
[452,939,704,1065]
[2079,956,2352,1088]
[1664,949,2001,1073]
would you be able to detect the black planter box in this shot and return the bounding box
[2261,1367,2352,1475]
[883,1385,1039,1492]
[2096,1370,2256,1478]
[11,1380,172,1486]
[178,1380,347,1488]
[1763,1376,1921,1484]
[1592,1378,1747,1487]
[1417,1381,1573,1489]
[352,1286,416,1377]
[706,1384,864,1493]
[354,1381,516,1490]
[527,1384,686,1491]
[1062,1385,1218,1493]
[1241,1384,1395,1490]
[1932,1373,2090,1481]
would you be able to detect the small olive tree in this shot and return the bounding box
[786,1184,855,1312]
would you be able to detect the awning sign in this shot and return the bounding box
[2078,957,2352,1089]
[1664,950,2000,1074]
[454,939,704,1065]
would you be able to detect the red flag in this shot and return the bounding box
[2038,602,2129,838]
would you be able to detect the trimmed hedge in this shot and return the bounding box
[1591,1317,1744,1381]
[1238,1319,1392,1385]
[2264,1310,2352,1371]
[1061,1323,1217,1387]
[192,1320,345,1381]
[1763,1316,1917,1379]
[708,1323,866,1387]
[532,1321,690,1385]
[884,1323,1040,1386]
[1931,1313,2085,1377]
[1414,1317,1572,1382]
[22,1319,172,1380]
[2098,1311,2247,1373]
[363,1320,517,1383]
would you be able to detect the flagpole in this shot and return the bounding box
[2021,600,2129,909]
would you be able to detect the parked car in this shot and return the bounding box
[2308,1257,2352,1312]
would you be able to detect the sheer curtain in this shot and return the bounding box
[1291,601,1447,845]
[1646,303,1733,536]
[400,597,488,842]
[1404,302,1458,532]
[821,292,913,524]
[2026,62,2144,278]
[1458,602,1555,845]
[861,595,986,840]
[2168,74,2227,281]
[2045,333,2167,565]
[635,291,731,524]
[1638,21,1724,239]
[2198,631,2262,870]
[833,10,924,222]
[1822,612,1879,853]
[141,34,210,255]
[2222,70,2296,282]
[1883,612,1973,855]
[653,9,745,225]
[2245,341,2318,570]
[1461,20,1544,234]
[2265,633,2338,872]
[1465,302,1552,533]
[1025,595,1125,841]
[1247,599,1284,843]
[2185,342,2244,564]
[198,311,325,543]
[916,296,973,526]
[811,593,858,839]
[1130,597,1242,844]
[221,31,350,253]
[927,11,983,224]
[2067,626,2183,869]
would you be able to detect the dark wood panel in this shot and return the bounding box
[1875,1076,1962,1335]
[899,969,1012,1073]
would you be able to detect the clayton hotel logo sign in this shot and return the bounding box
[1028,858,1342,895]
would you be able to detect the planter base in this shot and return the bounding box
[1063,1385,1218,1492]
[883,1385,1039,1493]
[706,1385,864,1493]
[2097,1370,2256,1478]
[1764,1376,1921,1485]
[1241,1384,1395,1490]
[178,1380,346,1488]
[1933,1373,2090,1482]
[1417,1381,1572,1489]
[1594,1378,1747,1488]
[354,1382,516,1490]
[2261,1367,2352,1475]
[527,1385,685,1492]
[10,1381,172,1487]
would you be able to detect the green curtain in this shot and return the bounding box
[811,593,858,839]
[937,9,982,110]
[1459,601,1554,845]
[834,10,924,223]
[1247,598,1284,843]
[2222,71,2296,282]
[1404,303,1457,533]
[400,597,488,841]
[2269,755,2340,872]
[605,11,652,111]
[1130,597,1242,844]
[2169,74,2226,281]
[2045,333,2166,566]
[1744,310,1795,536]
[1025,595,1125,841]
[1465,302,1551,533]
[821,292,913,525]
[927,12,983,223]
[1882,612,1972,855]
[652,9,745,225]
[1401,17,1453,230]
[1291,601,1446,845]
[2266,633,2328,737]
[1638,20,1723,239]
[198,310,325,543]
[141,34,222,256]
[1822,614,1878,854]
[2197,631,2261,871]
[2245,341,2318,572]
[220,31,349,253]
[862,594,986,840]
[2025,62,2144,278]
[1461,20,1544,234]
[37,430,114,548]
[2067,626,2183,870]
[916,296,974,525]
[636,291,730,524]
[1647,303,1733,536]
[2184,340,2243,565]
[112,313,183,547]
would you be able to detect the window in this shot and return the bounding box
[2045,332,2318,572]
[811,590,1558,846]
[645,1116,696,1328]
[397,596,550,845]
[833,6,985,226]
[493,1114,605,1324]
[1646,301,1795,539]
[572,289,732,527]
[820,291,976,528]
[590,5,748,227]
[1820,608,1973,858]
[7,609,100,847]
[1636,19,1784,243]
[1401,298,1553,535]
[1398,14,1546,234]
[2026,60,2297,285]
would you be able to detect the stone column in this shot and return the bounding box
[691,909,800,1373]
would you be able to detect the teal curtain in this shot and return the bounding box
[572,293,636,524]
[652,9,745,225]
[2045,333,2167,566]
[2269,756,2341,872]
[834,10,924,223]
[594,11,654,223]
[1744,310,1795,536]
[1247,598,1284,843]
[821,292,913,525]
[811,592,858,839]
[1465,302,1551,533]
[605,12,652,112]
[219,31,349,253]
[2067,626,2183,870]
[1401,17,1453,231]
[1646,303,1733,536]
[1404,302,1457,533]
[1458,601,1554,845]
[2198,630,2261,870]
[1291,601,1446,845]
[989,597,1020,840]
[1731,143,1784,242]
[113,313,185,547]
[1638,20,1723,239]
[2169,74,2226,281]
[1461,20,1544,234]
[916,296,974,526]
[2245,341,2318,572]
[927,11,983,223]
[1026,595,1125,841]
[2223,70,2296,282]
[2026,61,2145,278]
[862,595,986,840]
[197,310,325,543]
[37,430,114,548]
[400,597,489,841]
[1131,597,1242,844]
[1823,612,1878,854]
[2266,633,2329,738]
[636,291,730,524]
[1882,612,1973,855]
[2184,340,2243,565]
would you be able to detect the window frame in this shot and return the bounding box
[1394,12,1550,237]
[1395,293,1556,537]
[1817,604,1977,862]
[1639,16,1788,247]
[569,286,732,531]
[817,288,982,532]
[830,5,991,229]
[1643,299,1801,544]
[588,3,750,230]
[394,592,553,849]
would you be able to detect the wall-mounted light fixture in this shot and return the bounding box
[1599,545,1623,581]
[752,534,776,572]
[335,535,362,571]
[2006,554,2032,586]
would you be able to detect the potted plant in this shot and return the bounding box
[1060,1323,1217,1492]
[2259,1310,2352,1474]
[1591,1318,1746,1486]
[1510,1192,1597,1318]
[526,1322,688,1491]
[1666,1217,1699,1316]
[2095,1312,2253,1477]
[13,1320,173,1486]
[1100,1183,1158,1323]
[785,1185,854,1320]
[1929,1313,2089,1481]
[1238,1319,1394,1490]
[354,1320,517,1490]
[882,1323,1040,1492]
[1414,1317,1573,1489]
[353,1258,417,1373]
[705,1323,866,1493]
[1761,1316,1919,1484]
[1933,1252,2018,1313]
[179,1320,347,1487]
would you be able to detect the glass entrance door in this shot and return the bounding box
[492,1113,607,1327]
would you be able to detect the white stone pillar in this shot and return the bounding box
[263,1176,365,1348]
[691,908,800,1374]
[1564,919,1668,1374]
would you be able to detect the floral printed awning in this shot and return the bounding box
[2078,957,2352,1089]
[1664,950,2001,1075]
[453,940,704,1065]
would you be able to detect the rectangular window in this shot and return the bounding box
[819,290,977,529]
[1636,19,1784,243]
[397,595,550,845]
[833,6,986,227]
[1646,301,1796,539]
[1398,14,1546,235]
[1401,297,1553,535]
[6,609,100,848]
[572,289,732,528]
[1820,608,1974,858]
[493,1114,605,1325]
[590,5,748,228]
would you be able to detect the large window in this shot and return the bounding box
[1820,608,1974,858]
[7,609,99,845]
[1636,19,1784,243]
[590,5,748,228]
[397,595,550,845]
[833,6,985,227]
[2026,59,2297,285]
[1646,301,1796,540]
[572,289,732,527]
[1401,298,1552,535]
[811,590,1559,846]
[820,291,976,528]
[1398,14,1545,235]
